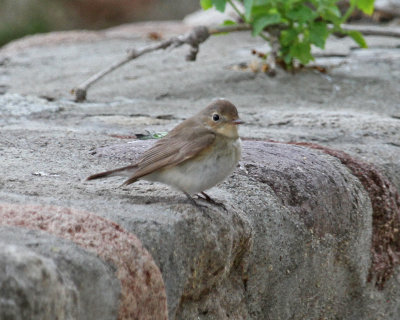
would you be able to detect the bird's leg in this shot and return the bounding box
[197,192,227,211]
[198,191,213,202]
[183,191,211,218]
[184,191,201,207]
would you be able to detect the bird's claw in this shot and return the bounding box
[196,192,227,211]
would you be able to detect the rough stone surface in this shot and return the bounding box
[0,204,168,320]
[1,20,400,319]
[375,0,400,16]
[291,142,400,289]
[0,243,79,320]
[240,141,372,319]
[67,138,375,319]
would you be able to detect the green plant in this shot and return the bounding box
[0,15,51,47]
[200,0,374,68]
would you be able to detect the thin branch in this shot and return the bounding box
[266,35,279,76]
[227,0,247,23]
[208,23,251,34]
[211,23,400,39]
[71,22,400,102]
[72,41,171,102]
[225,1,273,49]
[341,3,357,24]
[258,32,271,42]
[72,24,250,102]
[341,24,400,38]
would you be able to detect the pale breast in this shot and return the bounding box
[144,137,241,194]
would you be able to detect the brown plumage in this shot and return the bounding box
[87,99,243,207]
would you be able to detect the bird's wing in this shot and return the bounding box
[123,123,215,185]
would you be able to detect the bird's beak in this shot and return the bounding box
[231,118,245,125]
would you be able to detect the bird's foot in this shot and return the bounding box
[196,192,227,211]
[183,192,211,218]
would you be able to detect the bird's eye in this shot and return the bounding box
[212,114,220,121]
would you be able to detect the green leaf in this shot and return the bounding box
[200,0,213,10]
[280,29,298,46]
[347,30,368,48]
[283,54,292,65]
[251,5,268,17]
[244,0,254,21]
[222,19,236,25]
[286,4,316,23]
[289,41,313,64]
[215,20,237,35]
[137,132,168,140]
[350,0,375,15]
[252,13,281,36]
[320,4,342,24]
[327,4,341,18]
[309,21,329,48]
[212,0,227,12]
[254,0,270,5]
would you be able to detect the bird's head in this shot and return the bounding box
[200,99,244,139]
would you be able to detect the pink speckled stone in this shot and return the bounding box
[0,203,168,320]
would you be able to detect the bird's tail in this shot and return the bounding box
[86,165,137,181]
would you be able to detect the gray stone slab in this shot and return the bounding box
[1,20,400,319]
[0,227,119,320]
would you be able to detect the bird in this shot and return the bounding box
[87,99,243,209]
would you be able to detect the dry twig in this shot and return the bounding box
[71,24,250,102]
[71,23,400,102]
[341,24,400,37]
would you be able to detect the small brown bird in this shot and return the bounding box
[87,99,243,208]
